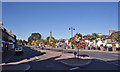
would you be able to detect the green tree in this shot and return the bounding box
[40,39,45,43]
[28,33,41,42]
[54,39,58,43]
[92,33,99,46]
[87,35,93,42]
[99,35,105,43]
[22,40,27,45]
[28,42,32,45]
[44,39,48,45]
[112,31,120,42]
[46,36,55,41]
[35,40,40,45]
[17,39,23,45]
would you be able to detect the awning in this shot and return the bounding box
[0,39,6,43]
[106,42,120,44]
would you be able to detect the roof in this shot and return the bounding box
[108,31,120,39]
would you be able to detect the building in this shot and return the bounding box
[0,21,17,52]
[109,30,115,36]
[98,33,102,36]
[83,30,117,47]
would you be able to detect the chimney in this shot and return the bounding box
[0,21,3,29]
[109,30,115,36]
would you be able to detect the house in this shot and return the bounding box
[106,30,120,42]
[98,33,102,36]
[0,21,17,52]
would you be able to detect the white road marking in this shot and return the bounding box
[25,65,31,71]
[4,54,13,63]
[106,62,112,64]
[35,56,39,59]
[69,67,79,70]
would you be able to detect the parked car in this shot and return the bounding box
[107,47,112,51]
[15,47,23,55]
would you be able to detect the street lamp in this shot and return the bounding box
[69,27,75,38]
[69,27,75,49]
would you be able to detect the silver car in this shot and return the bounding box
[15,47,23,55]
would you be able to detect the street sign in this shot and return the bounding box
[74,51,77,55]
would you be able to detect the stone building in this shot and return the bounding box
[106,30,119,43]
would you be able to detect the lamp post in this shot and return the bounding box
[69,27,75,49]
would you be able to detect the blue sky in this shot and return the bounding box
[2,2,118,41]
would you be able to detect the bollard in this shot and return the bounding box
[85,47,88,50]
[107,48,109,52]
[112,46,116,52]
[90,46,92,50]
[100,46,104,51]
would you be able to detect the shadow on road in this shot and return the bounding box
[5,46,46,63]
[29,54,119,71]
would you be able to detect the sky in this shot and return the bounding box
[1,0,120,2]
[2,2,118,41]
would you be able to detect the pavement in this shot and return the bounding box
[60,58,92,67]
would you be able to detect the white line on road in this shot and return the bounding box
[69,67,79,70]
[25,65,31,71]
[35,56,39,60]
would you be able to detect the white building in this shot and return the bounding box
[98,33,102,36]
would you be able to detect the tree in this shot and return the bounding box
[28,33,41,42]
[46,36,55,41]
[54,39,58,43]
[44,39,48,45]
[40,39,45,43]
[99,35,105,43]
[91,33,99,47]
[35,40,40,45]
[22,40,28,45]
[28,42,32,45]
[87,35,93,42]
[17,39,23,45]
[31,41,35,45]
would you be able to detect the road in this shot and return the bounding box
[43,47,120,64]
[2,46,120,71]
